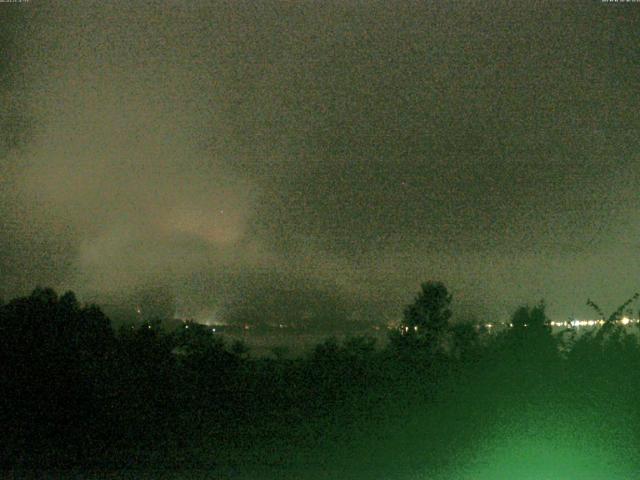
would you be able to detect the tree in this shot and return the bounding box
[587,292,638,329]
[510,301,550,335]
[30,286,58,305]
[58,291,80,313]
[449,321,481,361]
[390,281,452,354]
[498,301,558,366]
[403,281,452,334]
[581,293,640,348]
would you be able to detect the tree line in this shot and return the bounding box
[1,282,640,476]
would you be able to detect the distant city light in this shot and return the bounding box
[467,317,640,332]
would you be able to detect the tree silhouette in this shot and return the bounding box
[390,281,452,355]
[0,288,120,465]
[403,281,452,333]
[449,321,481,361]
[497,300,558,370]
[510,301,550,335]
[587,292,638,326]
[583,292,640,345]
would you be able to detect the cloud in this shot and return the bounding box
[1,2,639,324]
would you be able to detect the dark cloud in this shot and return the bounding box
[1,1,639,324]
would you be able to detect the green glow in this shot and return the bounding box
[434,409,637,480]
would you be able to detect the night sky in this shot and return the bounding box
[1,1,639,326]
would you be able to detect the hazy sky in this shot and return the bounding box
[1,1,639,325]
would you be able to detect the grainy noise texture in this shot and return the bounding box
[1,1,639,324]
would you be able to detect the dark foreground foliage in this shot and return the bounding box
[2,285,640,478]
